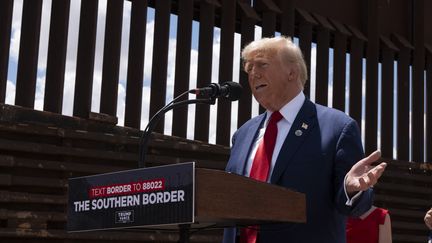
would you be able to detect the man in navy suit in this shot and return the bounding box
[223,36,387,243]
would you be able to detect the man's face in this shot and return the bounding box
[244,51,299,111]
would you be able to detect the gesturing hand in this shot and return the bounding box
[345,150,387,196]
[425,208,432,230]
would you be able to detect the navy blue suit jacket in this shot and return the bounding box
[223,99,373,243]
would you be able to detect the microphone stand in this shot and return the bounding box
[138,93,216,243]
[138,81,242,242]
[138,94,216,168]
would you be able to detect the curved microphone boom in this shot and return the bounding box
[139,81,242,168]
[189,81,242,101]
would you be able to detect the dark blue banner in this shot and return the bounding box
[67,162,195,232]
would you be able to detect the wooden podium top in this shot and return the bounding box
[195,168,306,227]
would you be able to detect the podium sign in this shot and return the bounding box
[67,162,195,232]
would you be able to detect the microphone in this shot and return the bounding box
[190,81,242,101]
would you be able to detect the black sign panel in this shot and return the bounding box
[67,162,195,232]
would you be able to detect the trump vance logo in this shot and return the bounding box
[115,210,134,223]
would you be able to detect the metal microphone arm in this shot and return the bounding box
[138,97,216,168]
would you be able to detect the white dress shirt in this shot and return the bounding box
[244,91,305,182]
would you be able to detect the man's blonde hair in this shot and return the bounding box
[241,36,308,87]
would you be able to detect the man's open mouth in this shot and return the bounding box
[255,84,267,90]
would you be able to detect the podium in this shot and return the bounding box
[195,168,306,226]
[67,163,306,241]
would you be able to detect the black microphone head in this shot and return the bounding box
[222,81,242,101]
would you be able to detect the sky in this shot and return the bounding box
[6,0,424,160]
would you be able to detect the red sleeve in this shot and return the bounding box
[376,208,389,225]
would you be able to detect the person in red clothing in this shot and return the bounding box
[346,206,392,243]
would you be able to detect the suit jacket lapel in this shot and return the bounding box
[270,99,317,183]
[230,113,266,175]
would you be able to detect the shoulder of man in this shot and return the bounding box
[237,113,266,131]
[314,102,355,125]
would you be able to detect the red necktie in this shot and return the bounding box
[240,111,283,243]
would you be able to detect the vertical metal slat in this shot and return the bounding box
[100,0,124,117]
[380,37,397,159]
[0,0,13,103]
[296,9,316,98]
[411,0,425,162]
[348,34,365,126]
[237,1,259,128]
[149,0,171,133]
[277,0,295,37]
[216,0,236,145]
[393,34,412,161]
[73,0,99,118]
[315,27,329,106]
[44,0,71,113]
[259,0,279,38]
[313,14,333,106]
[426,49,432,161]
[124,0,147,129]
[172,0,194,137]
[15,0,43,108]
[364,0,379,155]
[194,0,217,142]
[330,20,350,112]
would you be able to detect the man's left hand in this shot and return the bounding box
[345,150,387,195]
[425,208,432,230]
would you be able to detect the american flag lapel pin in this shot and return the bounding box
[301,122,308,130]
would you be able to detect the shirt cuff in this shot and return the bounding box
[344,174,363,206]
